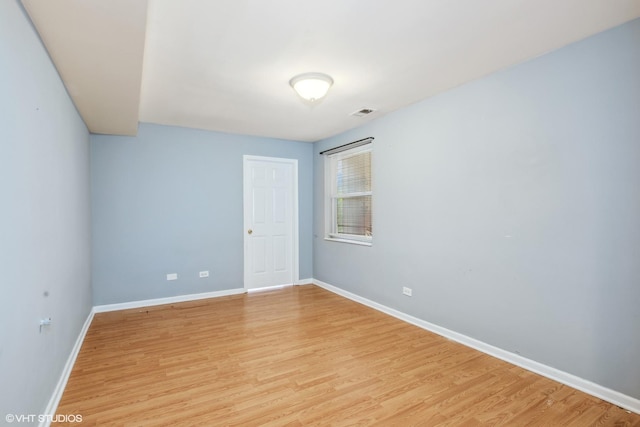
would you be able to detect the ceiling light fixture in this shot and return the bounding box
[289,73,333,102]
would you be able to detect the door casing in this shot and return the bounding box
[243,155,299,290]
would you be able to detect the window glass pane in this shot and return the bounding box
[336,151,371,194]
[336,195,372,236]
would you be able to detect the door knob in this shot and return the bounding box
[247,229,253,235]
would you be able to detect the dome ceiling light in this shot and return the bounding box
[289,73,333,102]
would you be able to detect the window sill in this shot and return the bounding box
[324,237,372,247]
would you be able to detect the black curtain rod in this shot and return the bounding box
[319,137,374,156]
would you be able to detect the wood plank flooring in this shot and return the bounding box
[54,285,639,426]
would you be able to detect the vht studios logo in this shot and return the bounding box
[5,413,83,423]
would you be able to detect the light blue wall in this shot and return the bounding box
[91,123,313,305]
[314,19,640,399]
[0,1,92,422]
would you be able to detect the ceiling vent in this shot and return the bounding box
[351,108,376,117]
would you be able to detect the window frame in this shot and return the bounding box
[324,143,373,246]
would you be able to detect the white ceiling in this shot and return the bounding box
[22,0,148,136]
[22,0,640,142]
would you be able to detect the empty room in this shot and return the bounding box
[1,0,639,425]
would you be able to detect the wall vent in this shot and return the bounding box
[351,108,376,117]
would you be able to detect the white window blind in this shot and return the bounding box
[325,139,373,244]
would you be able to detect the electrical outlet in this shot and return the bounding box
[402,286,412,296]
[199,271,209,278]
[166,273,178,281]
[39,318,52,333]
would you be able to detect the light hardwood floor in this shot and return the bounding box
[54,285,639,426]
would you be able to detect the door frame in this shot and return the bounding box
[242,155,299,290]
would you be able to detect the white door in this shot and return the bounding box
[243,156,298,290]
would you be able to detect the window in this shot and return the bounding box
[325,143,372,245]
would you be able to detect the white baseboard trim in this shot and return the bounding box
[312,278,640,414]
[295,278,314,285]
[39,309,95,427]
[93,288,246,313]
